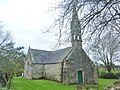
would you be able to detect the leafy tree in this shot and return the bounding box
[0,22,25,88]
[90,32,120,72]
[0,42,25,89]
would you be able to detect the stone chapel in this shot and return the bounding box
[24,6,98,85]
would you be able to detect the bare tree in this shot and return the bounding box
[48,0,120,47]
[90,32,120,72]
[0,23,11,46]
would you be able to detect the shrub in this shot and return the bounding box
[116,73,120,79]
[99,72,118,79]
[106,72,117,79]
[99,72,107,78]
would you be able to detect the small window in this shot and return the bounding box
[77,36,79,40]
[74,35,75,40]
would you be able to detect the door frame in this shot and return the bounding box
[77,70,84,84]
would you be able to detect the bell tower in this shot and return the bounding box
[71,5,82,48]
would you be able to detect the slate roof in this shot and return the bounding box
[30,49,50,64]
[30,47,72,64]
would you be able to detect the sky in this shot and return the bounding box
[0,0,62,52]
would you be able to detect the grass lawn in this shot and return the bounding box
[11,77,75,90]
[4,77,117,90]
[98,78,117,90]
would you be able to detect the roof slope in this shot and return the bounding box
[46,47,72,63]
[30,47,72,64]
[31,49,50,63]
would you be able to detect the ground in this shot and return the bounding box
[0,77,117,90]
[3,77,115,90]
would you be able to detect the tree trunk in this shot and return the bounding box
[2,73,13,89]
[6,81,11,89]
[106,66,112,72]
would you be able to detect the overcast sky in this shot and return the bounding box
[0,0,62,52]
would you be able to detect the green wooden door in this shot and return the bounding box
[78,71,83,84]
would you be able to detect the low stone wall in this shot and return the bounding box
[76,84,99,90]
[105,81,120,90]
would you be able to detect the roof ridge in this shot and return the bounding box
[31,48,51,52]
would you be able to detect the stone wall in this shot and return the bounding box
[24,49,33,79]
[24,64,33,79]
[62,46,97,84]
[30,63,62,81]
[44,63,62,82]
[32,64,44,79]
[25,62,62,81]
[82,50,95,83]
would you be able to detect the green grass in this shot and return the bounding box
[11,77,75,90]
[4,77,117,90]
[98,78,117,90]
